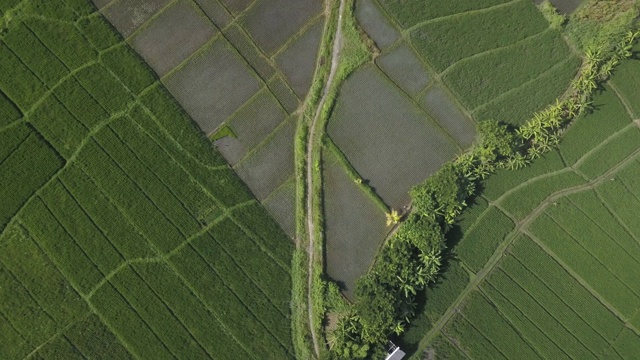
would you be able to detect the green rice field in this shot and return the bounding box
[0,1,295,358]
[409,52,640,359]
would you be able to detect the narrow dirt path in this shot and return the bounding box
[417,145,640,351]
[306,0,346,356]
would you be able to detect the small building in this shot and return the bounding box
[385,342,406,360]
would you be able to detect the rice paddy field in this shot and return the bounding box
[0,1,295,358]
[93,0,326,238]
[405,54,640,359]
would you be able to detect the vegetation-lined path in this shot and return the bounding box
[305,0,346,356]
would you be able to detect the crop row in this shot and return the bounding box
[481,150,566,201]
[0,123,31,164]
[28,93,90,159]
[609,59,640,118]
[41,179,127,275]
[0,131,63,231]
[577,127,640,179]
[559,85,632,165]
[546,197,640,292]
[596,178,640,244]
[425,333,468,360]
[76,136,189,252]
[59,163,156,260]
[459,291,540,359]
[499,170,585,219]
[169,244,293,358]
[485,269,603,358]
[529,214,640,317]
[20,196,105,294]
[90,281,175,359]
[3,21,70,88]
[474,55,581,126]
[0,257,59,347]
[208,217,292,310]
[510,235,625,340]
[110,116,225,226]
[93,123,201,237]
[62,314,135,360]
[133,262,253,359]
[498,254,615,352]
[378,0,511,28]
[568,189,640,260]
[611,328,640,359]
[107,266,212,359]
[410,0,547,73]
[480,281,571,359]
[445,311,507,360]
[400,261,470,348]
[137,86,224,168]
[456,206,514,272]
[230,203,294,268]
[443,30,574,110]
[188,232,292,346]
[0,90,21,127]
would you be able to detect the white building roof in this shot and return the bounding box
[385,347,406,360]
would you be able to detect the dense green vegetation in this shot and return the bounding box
[0,1,295,358]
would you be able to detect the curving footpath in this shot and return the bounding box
[305,0,346,356]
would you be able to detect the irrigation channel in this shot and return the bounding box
[306,0,346,356]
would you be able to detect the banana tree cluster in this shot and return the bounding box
[516,28,638,162]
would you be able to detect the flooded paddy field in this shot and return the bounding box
[322,149,389,299]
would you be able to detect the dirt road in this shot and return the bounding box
[305,0,346,356]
